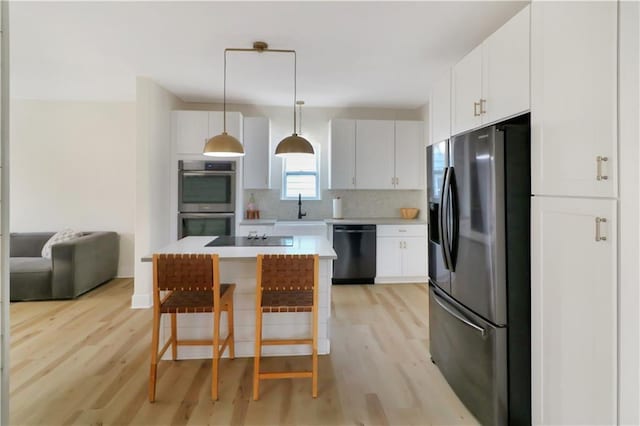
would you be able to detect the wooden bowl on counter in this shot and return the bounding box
[400,208,419,219]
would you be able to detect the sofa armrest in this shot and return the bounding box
[50,232,119,299]
[10,232,55,257]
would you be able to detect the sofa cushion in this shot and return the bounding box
[41,229,82,259]
[10,257,53,301]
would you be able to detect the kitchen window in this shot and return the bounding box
[281,145,320,200]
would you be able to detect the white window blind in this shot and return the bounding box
[282,150,319,199]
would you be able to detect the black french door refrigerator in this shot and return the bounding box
[427,115,531,426]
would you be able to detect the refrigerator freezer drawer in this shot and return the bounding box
[429,284,507,425]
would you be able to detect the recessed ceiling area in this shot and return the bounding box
[10,1,528,109]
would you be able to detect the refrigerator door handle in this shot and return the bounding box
[439,167,452,270]
[448,167,460,270]
[432,291,487,337]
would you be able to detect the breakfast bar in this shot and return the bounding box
[142,235,337,360]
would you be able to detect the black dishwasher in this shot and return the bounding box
[332,225,376,284]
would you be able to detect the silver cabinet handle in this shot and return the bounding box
[480,99,487,114]
[399,241,403,249]
[396,177,399,186]
[433,294,486,337]
[595,217,607,242]
[596,156,609,181]
[473,102,480,117]
[352,177,355,186]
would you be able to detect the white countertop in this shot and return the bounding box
[240,217,426,225]
[141,235,337,262]
[325,217,426,225]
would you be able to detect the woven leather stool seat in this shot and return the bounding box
[161,285,232,314]
[254,254,319,400]
[149,254,235,402]
[261,290,313,312]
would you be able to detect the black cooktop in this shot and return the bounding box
[205,236,294,247]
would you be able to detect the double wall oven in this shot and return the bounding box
[178,160,236,238]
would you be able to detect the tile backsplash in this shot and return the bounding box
[243,189,426,220]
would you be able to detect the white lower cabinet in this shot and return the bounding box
[375,225,427,283]
[532,196,617,425]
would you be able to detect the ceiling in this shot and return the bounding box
[10,1,528,109]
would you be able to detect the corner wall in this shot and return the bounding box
[133,77,183,308]
[10,100,136,276]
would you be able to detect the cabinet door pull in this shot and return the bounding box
[399,241,403,249]
[480,99,487,114]
[595,217,607,242]
[352,176,355,186]
[473,102,481,117]
[596,156,609,181]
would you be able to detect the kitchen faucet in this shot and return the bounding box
[297,193,307,219]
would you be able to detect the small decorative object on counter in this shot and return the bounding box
[400,208,419,219]
[332,197,343,219]
[247,193,260,219]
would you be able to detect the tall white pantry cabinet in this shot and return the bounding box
[531,2,618,425]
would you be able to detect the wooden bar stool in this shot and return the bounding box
[149,253,235,402]
[253,254,319,400]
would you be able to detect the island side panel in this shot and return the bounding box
[160,258,332,359]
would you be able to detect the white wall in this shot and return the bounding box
[133,77,183,308]
[10,100,135,276]
[618,2,640,422]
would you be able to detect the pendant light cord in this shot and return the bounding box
[293,51,297,135]
[223,49,228,133]
[222,45,298,136]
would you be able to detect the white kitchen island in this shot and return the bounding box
[142,236,337,359]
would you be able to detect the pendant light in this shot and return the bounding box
[204,41,314,158]
[203,46,245,157]
[274,54,314,157]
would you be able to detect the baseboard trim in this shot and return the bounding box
[131,293,152,309]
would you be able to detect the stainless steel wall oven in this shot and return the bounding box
[178,160,236,238]
[178,160,236,213]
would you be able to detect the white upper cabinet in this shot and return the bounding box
[532,196,617,425]
[328,119,356,189]
[243,117,270,189]
[394,120,424,190]
[531,2,617,198]
[452,5,530,135]
[173,111,243,155]
[329,119,424,190]
[173,111,209,154]
[483,5,530,124]
[452,45,483,135]
[429,70,452,145]
[355,120,395,189]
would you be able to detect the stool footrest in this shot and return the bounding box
[261,338,313,346]
[259,371,313,380]
[177,339,212,346]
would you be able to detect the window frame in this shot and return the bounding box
[280,144,321,201]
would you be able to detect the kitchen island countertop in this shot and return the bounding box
[141,235,336,262]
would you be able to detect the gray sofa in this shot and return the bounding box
[10,232,119,301]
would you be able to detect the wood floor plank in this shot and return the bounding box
[10,279,477,425]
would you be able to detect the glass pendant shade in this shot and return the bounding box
[275,133,314,157]
[203,132,245,157]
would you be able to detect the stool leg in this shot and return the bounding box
[170,313,177,360]
[253,308,263,400]
[227,300,235,359]
[212,308,221,400]
[149,310,161,402]
[312,307,319,398]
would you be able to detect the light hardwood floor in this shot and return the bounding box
[10,279,477,425]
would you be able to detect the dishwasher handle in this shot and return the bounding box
[334,225,376,232]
